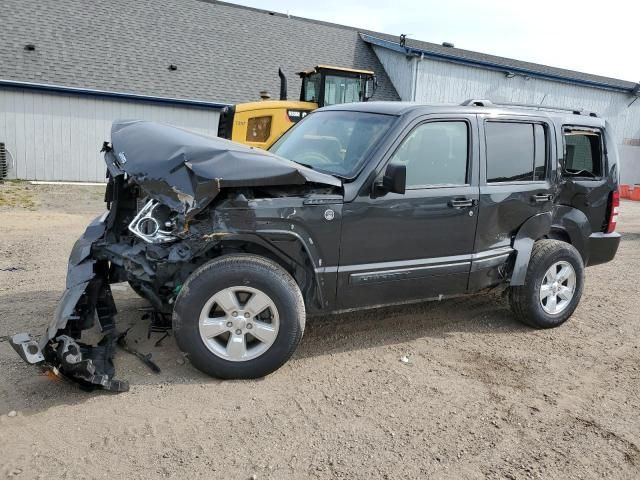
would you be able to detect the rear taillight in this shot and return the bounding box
[606,190,620,233]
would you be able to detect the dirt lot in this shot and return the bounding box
[0,182,638,480]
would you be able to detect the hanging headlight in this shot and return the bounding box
[128,200,178,243]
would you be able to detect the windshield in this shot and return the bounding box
[270,111,395,178]
[324,75,363,105]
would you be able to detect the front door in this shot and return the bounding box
[337,115,480,310]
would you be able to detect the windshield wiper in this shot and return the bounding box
[290,160,348,180]
[291,161,314,170]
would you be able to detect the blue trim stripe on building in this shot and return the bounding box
[360,34,637,95]
[0,79,231,109]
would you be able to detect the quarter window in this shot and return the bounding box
[563,130,602,178]
[390,121,469,188]
[485,122,547,183]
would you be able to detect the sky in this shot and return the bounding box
[226,0,639,82]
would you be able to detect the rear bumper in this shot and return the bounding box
[587,232,621,266]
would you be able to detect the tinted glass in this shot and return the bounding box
[270,111,395,178]
[534,124,547,181]
[564,132,602,178]
[390,121,468,187]
[486,122,535,182]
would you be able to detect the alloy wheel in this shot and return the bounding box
[198,286,280,361]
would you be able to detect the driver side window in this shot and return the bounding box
[390,121,469,188]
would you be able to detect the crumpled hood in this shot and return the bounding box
[106,120,341,217]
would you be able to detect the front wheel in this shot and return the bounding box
[173,254,305,379]
[509,240,585,329]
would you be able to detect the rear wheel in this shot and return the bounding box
[509,240,584,329]
[173,254,305,379]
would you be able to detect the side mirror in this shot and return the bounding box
[364,76,377,100]
[381,163,406,194]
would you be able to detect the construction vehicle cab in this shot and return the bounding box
[218,65,376,150]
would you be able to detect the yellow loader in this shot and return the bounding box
[217,65,376,149]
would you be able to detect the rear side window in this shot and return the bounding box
[390,121,468,188]
[485,122,547,183]
[563,130,603,178]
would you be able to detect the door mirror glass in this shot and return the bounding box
[382,163,406,194]
[364,77,377,100]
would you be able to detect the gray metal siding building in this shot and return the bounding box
[0,86,223,182]
[1,0,639,183]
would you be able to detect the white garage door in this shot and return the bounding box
[0,87,221,182]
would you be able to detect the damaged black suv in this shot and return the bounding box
[11,99,621,390]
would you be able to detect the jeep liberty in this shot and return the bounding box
[11,100,621,390]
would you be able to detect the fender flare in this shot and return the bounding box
[216,230,326,310]
[510,212,552,286]
[549,205,592,264]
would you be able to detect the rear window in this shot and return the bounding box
[563,129,603,178]
[485,122,547,183]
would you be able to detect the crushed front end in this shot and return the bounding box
[10,120,341,391]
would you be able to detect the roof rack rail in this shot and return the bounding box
[460,99,493,107]
[460,99,598,117]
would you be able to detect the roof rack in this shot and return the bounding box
[460,99,598,117]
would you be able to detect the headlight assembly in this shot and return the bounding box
[128,199,178,244]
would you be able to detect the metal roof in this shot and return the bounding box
[361,34,638,94]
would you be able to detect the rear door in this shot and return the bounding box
[474,116,556,255]
[555,126,610,233]
[337,114,480,310]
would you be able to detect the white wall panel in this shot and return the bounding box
[0,87,221,182]
[372,46,415,101]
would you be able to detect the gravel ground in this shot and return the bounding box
[0,182,639,480]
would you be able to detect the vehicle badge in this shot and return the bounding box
[324,209,335,221]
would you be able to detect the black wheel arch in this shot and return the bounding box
[510,206,593,286]
[213,232,326,312]
[510,212,553,286]
[549,205,592,264]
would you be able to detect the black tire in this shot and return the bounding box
[509,239,584,329]
[172,254,305,379]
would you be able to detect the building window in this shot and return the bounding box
[564,129,603,178]
[486,122,547,183]
[390,121,468,188]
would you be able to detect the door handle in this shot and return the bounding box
[532,194,553,203]
[449,198,475,208]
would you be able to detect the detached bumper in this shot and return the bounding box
[10,212,129,392]
[587,232,621,266]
